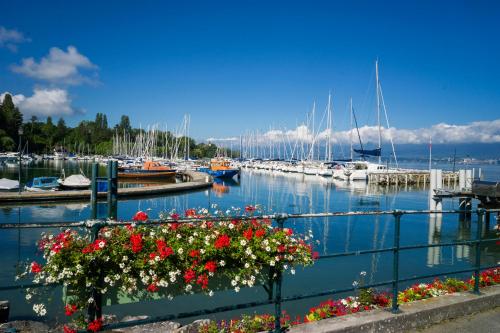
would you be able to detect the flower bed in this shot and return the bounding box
[19,209,315,331]
[199,267,500,333]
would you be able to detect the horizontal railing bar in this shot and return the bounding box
[1,208,499,230]
[0,282,58,291]
[317,247,395,259]
[281,280,395,303]
[397,264,500,284]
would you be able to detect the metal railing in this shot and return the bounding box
[1,207,499,332]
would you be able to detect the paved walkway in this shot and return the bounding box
[417,307,500,333]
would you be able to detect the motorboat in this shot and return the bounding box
[198,158,240,179]
[118,161,176,180]
[0,178,19,191]
[25,177,60,191]
[58,170,91,189]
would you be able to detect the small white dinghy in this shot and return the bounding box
[0,178,20,191]
[58,170,91,189]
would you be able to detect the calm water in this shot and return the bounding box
[0,160,499,325]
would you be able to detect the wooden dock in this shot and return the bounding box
[0,171,212,205]
[368,170,459,187]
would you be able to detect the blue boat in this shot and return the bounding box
[25,177,60,192]
[198,159,240,179]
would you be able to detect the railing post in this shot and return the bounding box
[91,163,98,219]
[274,214,287,333]
[87,222,104,322]
[391,210,402,313]
[473,209,484,294]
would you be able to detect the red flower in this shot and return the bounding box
[87,318,103,332]
[82,245,94,254]
[130,233,143,253]
[255,229,266,238]
[214,234,231,249]
[205,261,217,273]
[285,228,293,236]
[30,261,42,274]
[185,209,196,217]
[133,211,148,221]
[243,228,253,240]
[171,213,180,220]
[312,251,320,259]
[196,274,209,289]
[278,245,286,253]
[156,240,174,258]
[64,304,77,316]
[189,249,200,258]
[184,269,196,283]
[245,205,256,212]
[63,326,76,333]
[147,283,158,292]
[92,239,106,251]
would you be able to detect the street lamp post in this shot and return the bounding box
[18,128,23,194]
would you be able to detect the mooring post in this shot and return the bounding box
[107,161,118,220]
[391,210,402,313]
[91,163,98,219]
[274,214,287,333]
[473,209,484,294]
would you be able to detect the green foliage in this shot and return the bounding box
[0,96,238,157]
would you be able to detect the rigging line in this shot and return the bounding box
[378,84,399,168]
[352,106,366,161]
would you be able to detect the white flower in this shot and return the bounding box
[25,294,32,300]
[219,260,226,267]
[244,263,250,268]
[200,249,206,254]
[265,246,271,252]
[234,286,240,292]
[360,271,367,277]
[176,234,182,239]
[88,297,95,304]
[352,281,359,287]
[291,269,296,275]
[178,248,184,254]
[229,223,235,229]
[209,290,214,297]
[185,284,192,292]
[240,240,247,246]
[231,280,237,286]
[270,260,276,267]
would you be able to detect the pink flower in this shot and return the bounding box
[63,326,76,333]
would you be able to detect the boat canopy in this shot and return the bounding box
[353,148,381,157]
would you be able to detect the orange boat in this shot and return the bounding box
[118,161,176,180]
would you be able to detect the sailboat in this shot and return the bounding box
[334,60,397,182]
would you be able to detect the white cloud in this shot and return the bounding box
[208,120,500,145]
[0,26,30,52]
[11,46,98,85]
[1,88,77,118]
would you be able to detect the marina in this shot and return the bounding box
[1,2,500,331]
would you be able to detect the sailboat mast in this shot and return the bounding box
[376,59,382,164]
[350,97,353,161]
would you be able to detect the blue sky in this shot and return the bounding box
[1,0,500,142]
